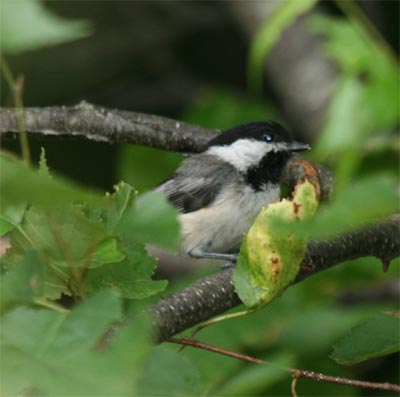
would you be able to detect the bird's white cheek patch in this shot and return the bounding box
[206,139,268,172]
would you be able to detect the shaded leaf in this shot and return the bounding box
[182,88,279,130]
[289,174,398,238]
[331,314,400,365]
[0,153,99,207]
[248,0,318,91]
[86,238,167,299]
[1,0,93,54]
[137,346,203,396]
[0,250,44,313]
[1,290,152,396]
[116,190,180,251]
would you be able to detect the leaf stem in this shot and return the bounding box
[34,298,69,313]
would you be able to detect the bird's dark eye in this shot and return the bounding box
[263,134,273,142]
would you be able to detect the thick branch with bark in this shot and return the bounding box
[150,215,399,343]
[0,102,216,152]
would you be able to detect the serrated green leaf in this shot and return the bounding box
[2,205,111,299]
[0,153,99,207]
[1,290,152,396]
[89,238,125,268]
[0,250,44,313]
[7,206,109,266]
[104,181,136,228]
[116,190,180,251]
[0,202,27,236]
[38,147,51,177]
[86,238,167,299]
[248,0,318,91]
[1,0,93,54]
[331,314,400,365]
[137,346,203,396]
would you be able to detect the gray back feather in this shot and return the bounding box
[156,154,238,213]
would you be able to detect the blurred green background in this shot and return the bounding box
[1,1,399,396]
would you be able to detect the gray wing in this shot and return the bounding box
[156,154,237,214]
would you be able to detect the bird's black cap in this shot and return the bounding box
[206,121,292,148]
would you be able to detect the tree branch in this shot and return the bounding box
[150,215,400,343]
[0,102,216,152]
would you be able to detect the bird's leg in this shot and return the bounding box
[188,249,238,267]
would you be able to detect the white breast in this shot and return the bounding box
[179,183,280,256]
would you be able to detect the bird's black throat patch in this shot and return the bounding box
[245,151,290,191]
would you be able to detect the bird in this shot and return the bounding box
[156,121,310,263]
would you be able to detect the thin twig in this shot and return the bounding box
[1,58,31,164]
[167,337,400,393]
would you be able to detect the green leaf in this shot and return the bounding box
[290,174,398,238]
[86,238,167,299]
[90,238,125,268]
[38,147,51,177]
[0,250,44,313]
[1,290,152,396]
[118,146,183,193]
[137,347,203,396]
[331,314,400,365]
[0,202,27,236]
[0,153,99,207]
[7,206,109,267]
[309,15,400,177]
[181,88,279,130]
[248,0,318,91]
[116,190,180,251]
[1,0,93,54]
[3,205,110,299]
[103,181,137,228]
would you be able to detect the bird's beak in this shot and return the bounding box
[286,141,311,152]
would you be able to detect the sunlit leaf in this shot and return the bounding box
[0,202,27,236]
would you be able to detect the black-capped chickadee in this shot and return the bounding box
[156,121,310,263]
